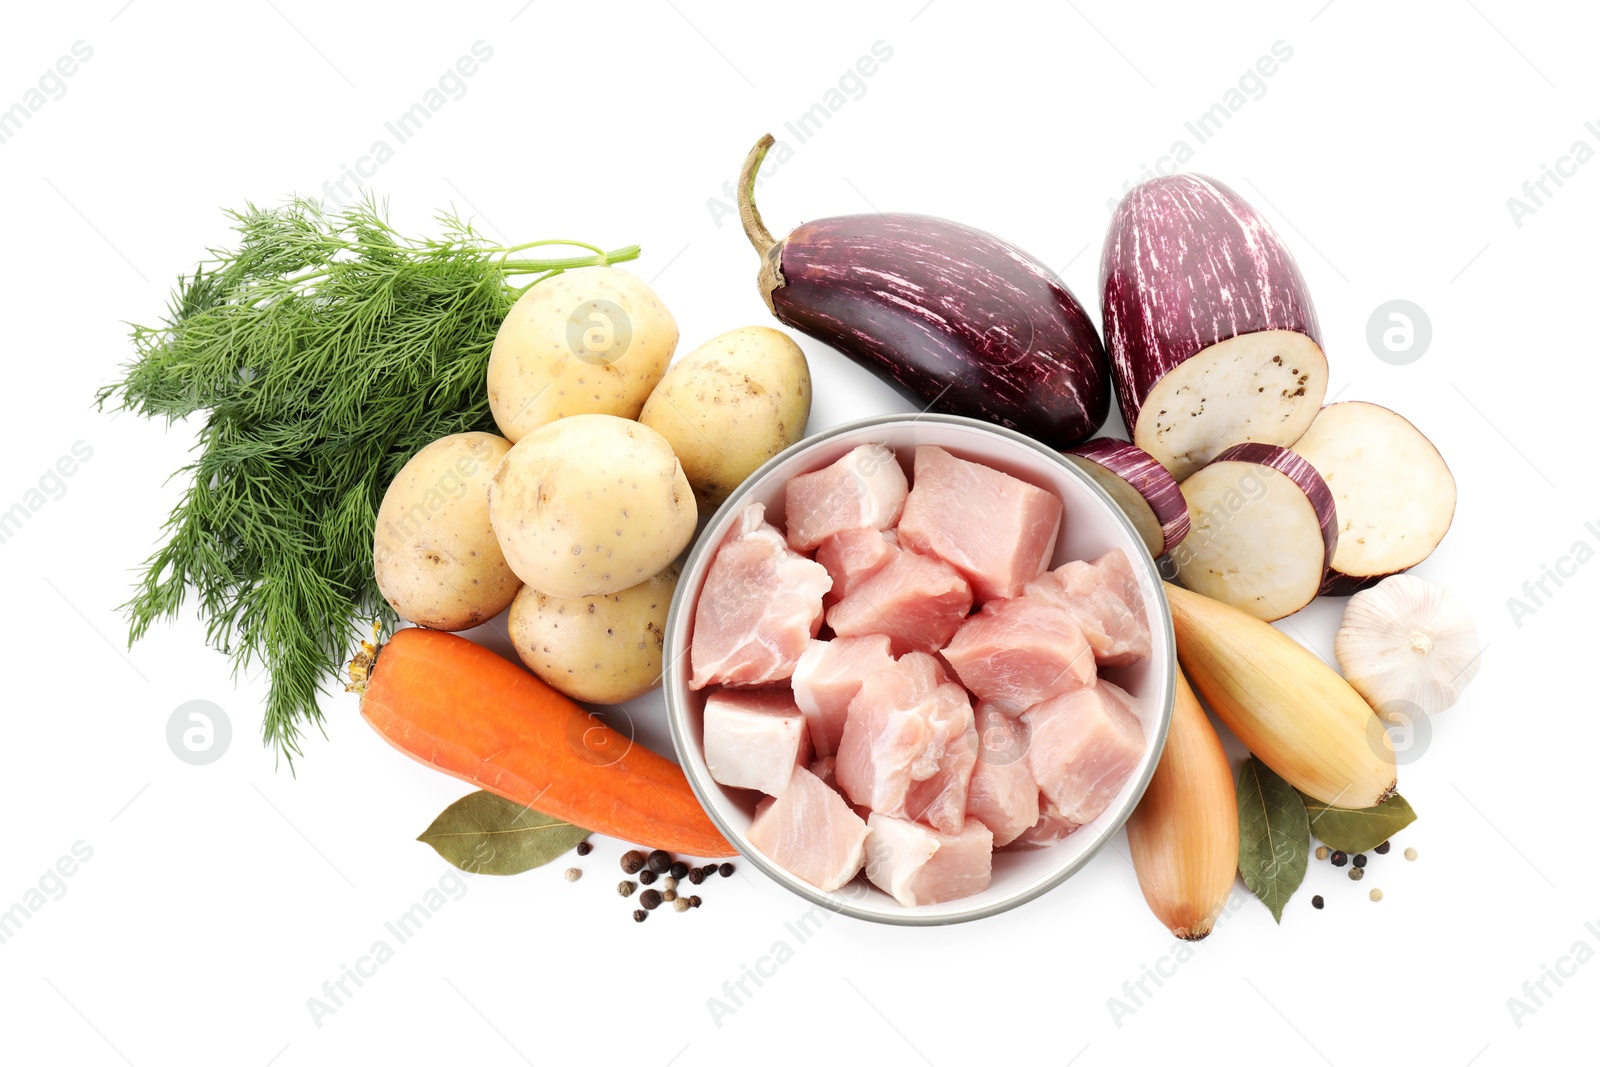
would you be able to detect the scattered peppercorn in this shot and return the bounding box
[618,880,636,898]
[620,850,646,874]
[1314,846,1329,861]
[689,895,702,908]
[1369,888,1383,902]
[1312,895,1324,910]
[1349,867,1365,881]
[646,850,673,874]
[638,869,657,885]
[632,909,648,923]
[564,867,582,882]
[1330,851,1348,867]
[701,865,720,879]
[1375,840,1391,855]
[688,868,706,885]
[673,898,691,912]
[669,861,689,879]
[662,889,678,903]
[1404,847,1418,861]
[662,876,678,894]
[1352,853,1367,869]
[639,889,663,910]
[719,862,735,878]
[575,841,593,857]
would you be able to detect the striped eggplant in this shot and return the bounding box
[1102,174,1327,482]
[737,135,1110,447]
[1066,437,1190,558]
[1173,442,1335,622]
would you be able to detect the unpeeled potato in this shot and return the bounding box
[373,432,520,630]
[508,566,678,704]
[487,266,677,442]
[488,414,696,598]
[639,326,811,511]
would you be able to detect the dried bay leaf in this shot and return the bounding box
[1236,758,1309,923]
[418,790,590,875]
[1301,792,1417,854]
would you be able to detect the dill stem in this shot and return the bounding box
[499,244,641,275]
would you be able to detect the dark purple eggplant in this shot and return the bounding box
[737,135,1109,447]
[1101,174,1327,482]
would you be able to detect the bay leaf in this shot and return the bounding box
[418,790,590,876]
[1236,757,1309,923]
[1301,792,1417,854]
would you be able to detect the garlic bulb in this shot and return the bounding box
[1335,574,1480,723]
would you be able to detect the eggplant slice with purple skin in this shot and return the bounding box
[1173,442,1336,622]
[1066,437,1190,558]
[737,135,1110,447]
[1291,401,1458,595]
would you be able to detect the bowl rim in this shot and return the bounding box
[663,412,1176,926]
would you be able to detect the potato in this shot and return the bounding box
[639,326,812,510]
[487,266,678,442]
[508,566,678,704]
[488,414,696,597]
[373,432,520,630]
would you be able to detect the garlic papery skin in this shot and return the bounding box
[1335,574,1481,723]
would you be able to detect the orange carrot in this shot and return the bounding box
[360,627,733,857]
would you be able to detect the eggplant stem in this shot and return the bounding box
[738,134,778,256]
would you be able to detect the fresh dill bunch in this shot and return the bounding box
[99,196,640,765]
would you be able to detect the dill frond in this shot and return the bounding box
[99,196,641,765]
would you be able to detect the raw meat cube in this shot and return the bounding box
[703,688,810,796]
[809,755,838,790]
[791,635,897,757]
[748,766,871,892]
[1024,548,1152,666]
[785,443,909,552]
[1024,681,1145,828]
[815,528,900,604]
[941,593,1097,714]
[835,652,977,834]
[826,549,973,656]
[864,814,993,907]
[1007,800,1080,850]
[690,503,832,689]
[965,704,1039,846]
[897,445,1062,600]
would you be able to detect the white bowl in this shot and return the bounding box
[663,414,1175,925]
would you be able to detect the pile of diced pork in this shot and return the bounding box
[689,444,1151,908]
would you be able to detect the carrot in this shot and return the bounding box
[359,627,733,857]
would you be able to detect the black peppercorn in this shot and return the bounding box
[620,850,646,874]
[669,861,689,879]
[575,841,593,857]
[689,895,702,908]
[646,850,673,874]
[1330,851,1348,867]
[718,862,735,878]
[1352,853,1367,869]
[638,869,657,885]
[1374,840,1391,855]
[688,867,706,885]
[639,889,663,910]
[632,909,648,923]
[1311,895,1324,910]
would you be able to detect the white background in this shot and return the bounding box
[1,1,1595,1064]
